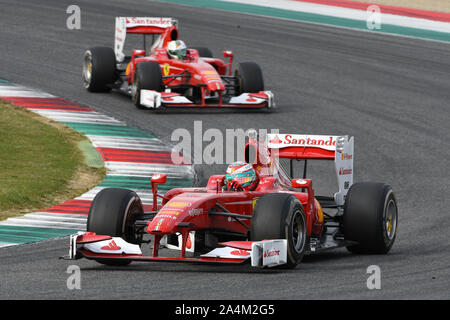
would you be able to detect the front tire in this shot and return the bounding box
[83,47,116,92]
[235,62,264,94]
[343,182,398,254]
[87,188,144,265]
[132,61,164,109]
[251,193,307,268]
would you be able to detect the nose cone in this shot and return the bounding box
[206,80,225,92]
[146,199,194,234]
[146,196,208,234]
[147,216,177,234]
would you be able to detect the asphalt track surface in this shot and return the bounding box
[1,0,450,299]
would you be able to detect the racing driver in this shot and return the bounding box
[167,40,187,60]
[224,161,259,191]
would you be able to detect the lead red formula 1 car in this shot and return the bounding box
[82,17,274,110]
[64,132,398,268]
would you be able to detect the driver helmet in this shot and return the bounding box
[167,40,187,60]
[225,161,258,191]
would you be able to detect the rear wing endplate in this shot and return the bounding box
[267,134,354,206]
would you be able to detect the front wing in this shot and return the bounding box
[140,90,275,109]
[63,232,287,268]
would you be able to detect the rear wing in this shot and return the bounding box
[114,17,178,62]
[267,134,354,206]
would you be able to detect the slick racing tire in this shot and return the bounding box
[190,47,213,58]
[251,193,307,268]
[132,61,164,109]
[83,47,116,92]
[235,62,264,94]
[87,188,144,266]
[343,182,398,254]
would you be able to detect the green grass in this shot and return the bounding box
[0,100,105,220]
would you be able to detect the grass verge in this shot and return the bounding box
[0,100,105,220]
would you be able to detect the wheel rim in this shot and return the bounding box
[122,196,142,244]
[83,53,92,88]
[132,77,139,104]
[384,198,397,240]
[234,69,243,94]
[291,210,306,253]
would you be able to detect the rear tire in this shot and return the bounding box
[343,182,398,254]
[251,193,307,268]
[87,188,144,266]
[83,47,116,92]
[190,47,213,58]
[132,61,163,109]
[235,62,264,94]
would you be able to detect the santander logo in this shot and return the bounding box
[339,168,353,175]
[101,240,121,251]
[126,17,172,27]
[264,249,280,258]
[269,135,282,144]
[268,134,337,151]
[231,249,250,256]
[341,153,353,160]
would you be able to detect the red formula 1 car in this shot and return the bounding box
[64,132,398,268]
[82,17,274,110]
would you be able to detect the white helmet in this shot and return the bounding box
[167,40,187,60]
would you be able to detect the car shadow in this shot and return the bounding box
[73,250,356,275]
[149,107,277,115]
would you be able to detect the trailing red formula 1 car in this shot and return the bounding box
[82,17,274,110]
[64,131,398,268]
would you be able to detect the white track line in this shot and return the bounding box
[30,109,124,125]
[1,218,86,230]
[87,136,170,150]
[0,85,55,97]
[0,242,16,248]
[223,0,450,33]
